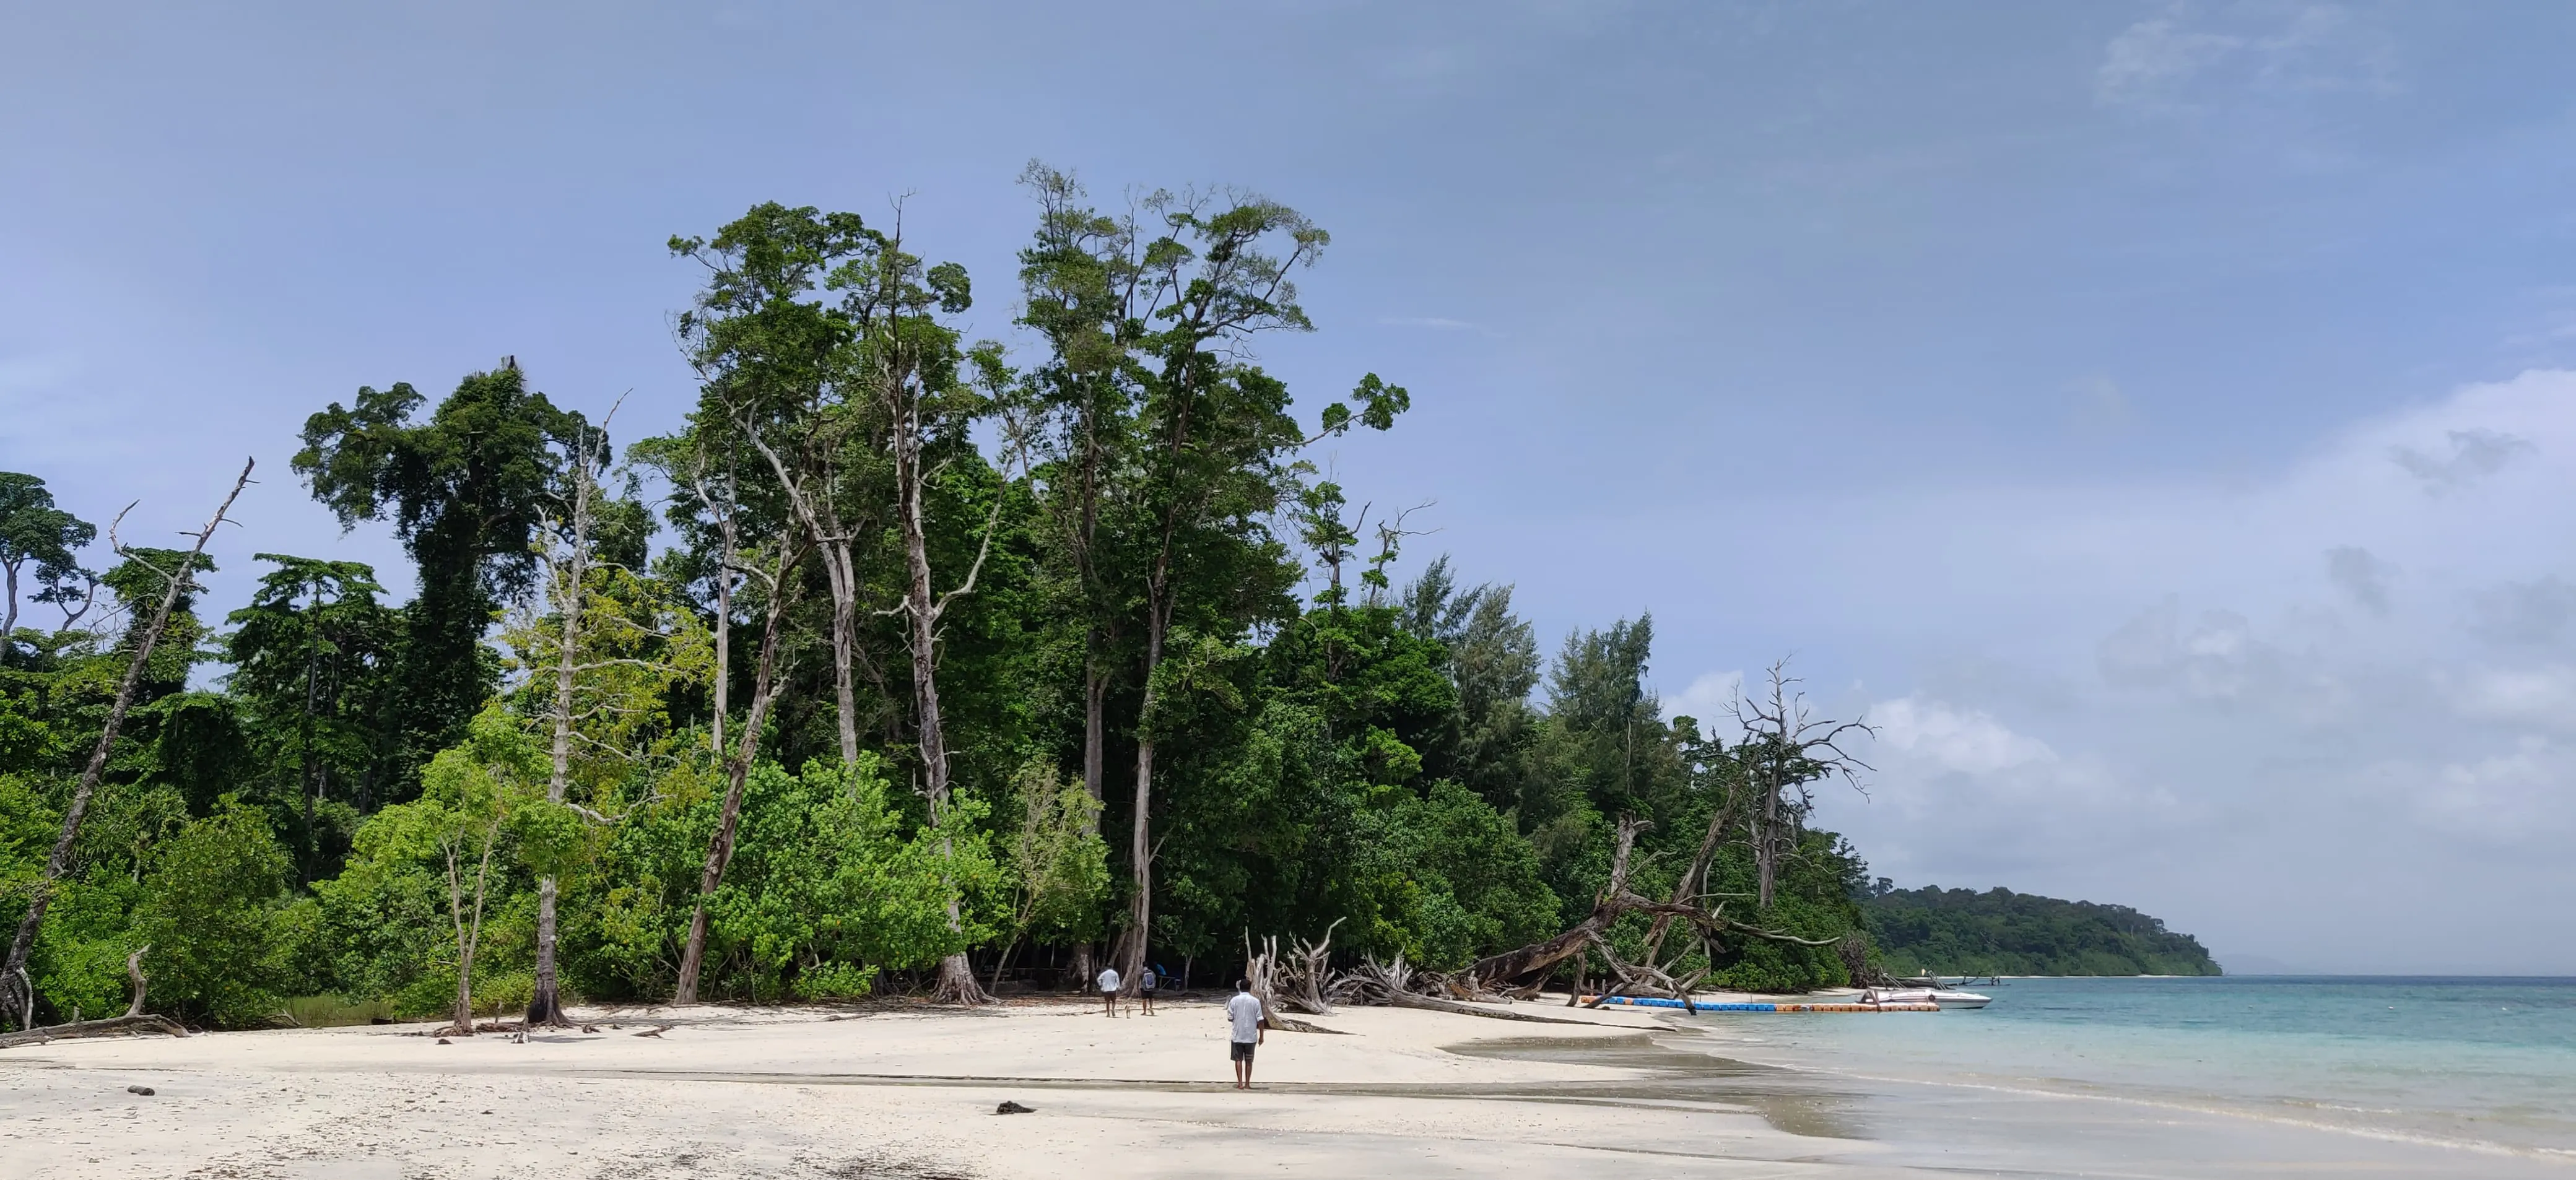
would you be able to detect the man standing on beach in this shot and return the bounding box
[1138,965,1157,1015]
[1096,964,1121,1017]
[1226,979,1264,1089]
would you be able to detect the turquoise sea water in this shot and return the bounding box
[1686,976,2576,1161]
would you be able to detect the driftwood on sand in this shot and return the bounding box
[0,945,189,1050]
[1235,813,1860,1025]
[1463,818,1838,1000]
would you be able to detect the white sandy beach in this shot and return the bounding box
[4,994,2561,1179]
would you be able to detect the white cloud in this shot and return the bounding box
[1829,696,2184,887]
[2447,664,2576,731]
[1378,316,1497,337]
[2413,737,2576,844]
[2095,2,2398,115]
[2097,16,2244,110]
[1869,696,2055,776]
[1661,669,1740,727]
[1740,369,2576,968]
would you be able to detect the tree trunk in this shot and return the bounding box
[2,459,250,1030]
[123,944,149,1018]
[529,432,596,1028]
[690,467,738,755]
[298,589,321,881]
[674,557,796,1005]
[1466,820,1647,986]
[824,541,861,766]
[1071,659,1106,986]
[446,826,497,1035]
[2,561,18,648]
[0,1012,189,1049]
[529,877,561,1025]
[745,427,861,768]
[896,424,991,1007]
[1643,780,1747,962]
[1082,653,1107,813]
[1118,605,1167,996]
[710,510,734,753]
[1757,768,1780,909]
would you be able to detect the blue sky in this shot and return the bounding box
[7,2,2576,971]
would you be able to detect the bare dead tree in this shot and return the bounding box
[526,399,625,1028]
[1240,934,1341,1034]
[441,815,503,1036]
[1,459,252,1031]
[1456,815,1848,1003]
[1730,660,1874,909]
[1284,919,1341,1016]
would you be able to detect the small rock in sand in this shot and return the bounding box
[995,1101,1035,1114]
[127,1085,155,1096]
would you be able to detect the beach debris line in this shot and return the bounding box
[1234,921,1588,1028]
[1234,809,1880,1021]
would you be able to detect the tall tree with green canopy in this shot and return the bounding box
[224,554,400,877]
[1399,557,1543,813]
[668,204,877,768]
[1014,164,1146,825]
[823,206,1013,1003]
[293,359,583,784]
[0,473,98,654]
[1106,186,1410,991]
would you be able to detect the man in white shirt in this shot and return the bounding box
[1095,965,1121,1017]
[1225,978,1265,1088]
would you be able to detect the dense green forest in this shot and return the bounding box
[1,166,1892,1031]
[1863,883,2221,977]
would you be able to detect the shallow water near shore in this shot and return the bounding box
[1667,975,2576,1169]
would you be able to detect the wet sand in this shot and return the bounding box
[2,994,2558,1178]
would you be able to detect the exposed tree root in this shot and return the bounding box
[931,952,994,1006]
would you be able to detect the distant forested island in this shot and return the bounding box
[1862,883,2221,976]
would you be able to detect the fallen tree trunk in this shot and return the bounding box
[1464,818,1649,987]
[1380,991,1596,1026]
[1462,817,1848,999]
[0,1013,189,1051]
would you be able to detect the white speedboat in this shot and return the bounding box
[1862,987,1993,1010]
